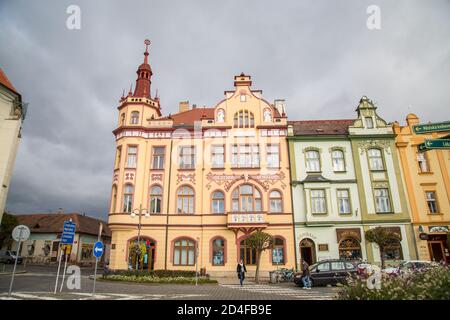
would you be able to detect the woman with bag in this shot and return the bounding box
[236,259,247,286]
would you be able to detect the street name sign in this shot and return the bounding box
[60,220,76,245]
[418,139,450,151]
[93,241,104,259]
[413,121,450,134]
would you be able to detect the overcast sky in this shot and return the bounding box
[1,0,449,220]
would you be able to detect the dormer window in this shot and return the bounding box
[365,117,374,129]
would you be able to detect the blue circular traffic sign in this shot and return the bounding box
[93,241,104,259]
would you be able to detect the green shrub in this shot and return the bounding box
[108,269,199,278]
[337,265,450,300]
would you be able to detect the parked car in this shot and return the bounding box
[294,259,358,287]
[0,250,23,264]
[383,260,436,276]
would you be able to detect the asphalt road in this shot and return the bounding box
[0,265,339,300]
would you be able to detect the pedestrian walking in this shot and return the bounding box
[301,260,312,290]
[236,259,247,286]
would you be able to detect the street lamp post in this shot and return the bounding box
[131,204,149,270]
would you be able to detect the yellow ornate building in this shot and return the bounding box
[108,42,295,276]
[394,114,450,263]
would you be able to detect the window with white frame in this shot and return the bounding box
[305,150,321,172]
[331,149,346,172]
[149,185,162,214]
[123,184,134,213]
[211,145,225,168]
[126,146,137,168]
[266,144,280,168]
[337,189,351,214]
[152,147,165,169]
[269,190,283,213]
[232,184,262,212]
[130,111,140,125]
[311,189,327,214]
[231,144,260,168]
[177,186,194,214]
[374,188,391,213]
[425,191,439,214]
[179,146,196,169]
[233,110,254,128]
[417,152,430,173]
[368,148,384,171]
[365,117,374,129]
[212,191,225,214]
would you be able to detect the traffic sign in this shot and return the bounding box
[60,220,76,245]
[413,121,450,134]
[93,241,104,259]
[12,225,30,242]
[418,139,450,151]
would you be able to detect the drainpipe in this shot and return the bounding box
[286,138,298,271]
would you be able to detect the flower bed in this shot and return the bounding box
[102,274,217,285]
[337,265,450,300]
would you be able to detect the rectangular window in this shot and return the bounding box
[211,145,225,168]
[152,147,165,169]
[337,189,351,214]
[368,149,384,171]
[231,144,260,168]
[126,146,137,168]
[266,144,280,168]
[374,188,391,213]
[331,150,346,172]
[305,150,321,172]
[311,189,327,214]
[179,146,196,169]
[417,152,430,173]
[365,117,374,129]
[425,191,439,213]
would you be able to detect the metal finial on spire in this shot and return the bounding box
[144,39,151,52]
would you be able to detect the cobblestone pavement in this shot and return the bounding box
[0,265,339,300]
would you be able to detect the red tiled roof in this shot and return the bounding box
[288,119,355,135]
[0,68,19,95]
[160,107,215,126]
[13,213,111,237]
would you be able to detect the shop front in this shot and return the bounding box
[417,225,449,263]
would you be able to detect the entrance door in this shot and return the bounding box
[146,242,156,271]
[300,238,316,265]
[429,241,445,262]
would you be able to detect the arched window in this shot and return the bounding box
[305,150,321,172]
[272,237,285,265]
[233,110,254,128]
[111,185,117,213]
[383,239,403,260]
[269,190,282,213]
[212,238,225,266]
[123,184,134,213]
[177,186,194,214]
[339,238,362,260]
[240,238,257,265]
[173,238,195,266]
[149,185,162,214]
[211,191,225,214]
[130,111,140,125]
[232,184,261,212]
[368,148,384,171]
[331,149,345,172]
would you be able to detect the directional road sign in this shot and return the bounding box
[93,241,104,259]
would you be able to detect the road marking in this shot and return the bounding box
[220,284,335,300]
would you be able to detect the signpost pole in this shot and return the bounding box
[8,228,23,296]
[195,238,199,286]
[54,248,63,294]
[59,247,69,292]
[92,223,103,298]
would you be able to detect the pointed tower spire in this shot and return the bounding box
[133,39,153,98]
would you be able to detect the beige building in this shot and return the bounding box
[0,68,26,223]
[108,42,295,277]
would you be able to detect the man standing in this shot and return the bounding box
[236,259,247,286]
[302,260,312,290]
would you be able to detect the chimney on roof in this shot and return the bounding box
[274,99,286,116]
[179,101,189,113]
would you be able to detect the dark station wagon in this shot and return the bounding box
[294,259,358,287]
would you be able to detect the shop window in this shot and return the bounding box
[272,237,285,265]
[240,238,257,265]
[383,240,403,260]
[339,238,362,260]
